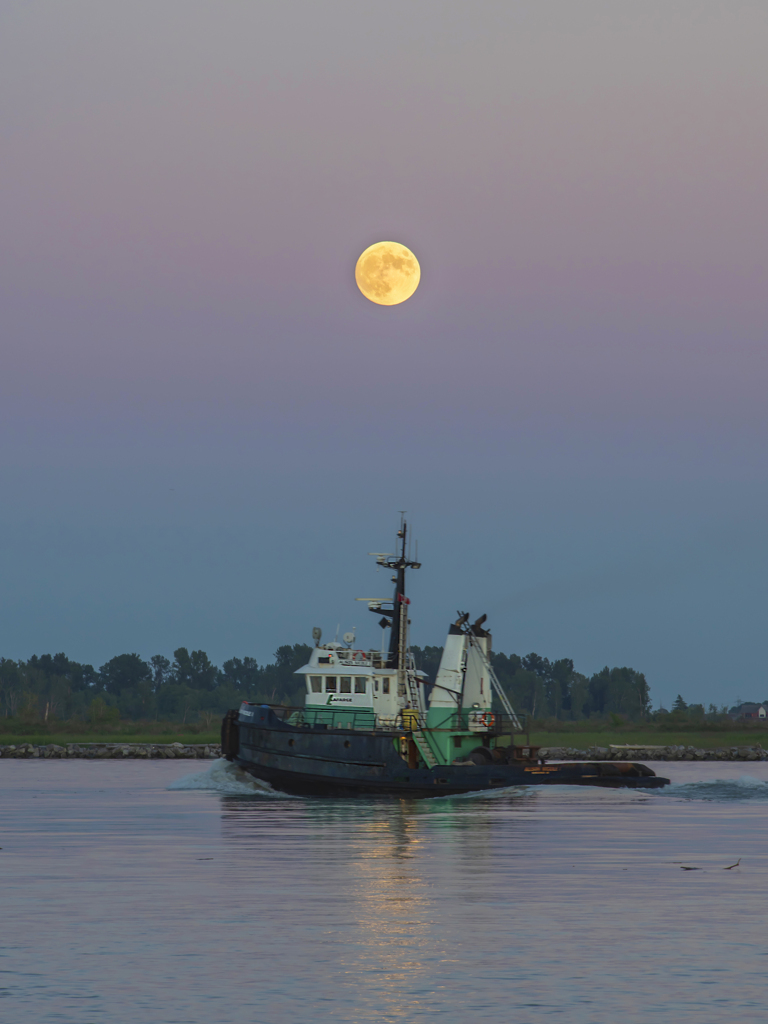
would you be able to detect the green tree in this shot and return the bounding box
[687,702,705,721]
[411,646,444,683]
[588,667,651,720]
[549,658,575,717]
[0,659,24,717]
[258,644,313,705]
[118,679,155,720]
[517,653,578,718]
[88,696,119,724]
[172,648,218,691]
[100,654,151,695]
[569,673,590,720]
[150,655,171,692]
[220,657,262,695]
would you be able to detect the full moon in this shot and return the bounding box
[355,241,420,305]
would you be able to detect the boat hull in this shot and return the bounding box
[230,708,670,797]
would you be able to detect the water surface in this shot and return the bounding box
[2,759,767,1023]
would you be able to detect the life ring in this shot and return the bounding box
[478,712,495,729]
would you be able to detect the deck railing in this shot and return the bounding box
[256,704,529,736]
[282,706,381,731]
[423,709,529,736]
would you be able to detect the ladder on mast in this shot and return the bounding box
[399,592,439,769]
[463,628,523,732]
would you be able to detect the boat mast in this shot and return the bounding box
[391,518,408,672]
[371,516,421,671]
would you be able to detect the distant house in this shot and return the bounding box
[729,702,768,720]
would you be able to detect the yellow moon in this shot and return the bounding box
[355,241,420,305]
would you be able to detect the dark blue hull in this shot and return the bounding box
[229,707,669,797]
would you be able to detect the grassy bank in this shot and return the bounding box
[0,721,220,747]
[3,716,768,752]
[526,720,768,749]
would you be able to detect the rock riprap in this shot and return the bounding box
[1,741,766,761]
[538,743,767,762]
[0,742,221,759]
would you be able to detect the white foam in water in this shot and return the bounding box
[656,774,768,802]
[167,758,293,797]
[431,784,532,802]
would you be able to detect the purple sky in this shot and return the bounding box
[2,1,767,706]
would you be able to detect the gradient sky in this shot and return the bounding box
[2,1,767,707]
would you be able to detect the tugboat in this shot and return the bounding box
[221,520,669,796]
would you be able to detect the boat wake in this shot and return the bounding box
[654,775,768,802]
[431,785,532,802]
[167,758,294,798]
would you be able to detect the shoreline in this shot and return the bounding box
[2,741,767,762]
[540,743,767,762]
[1,742,221,759]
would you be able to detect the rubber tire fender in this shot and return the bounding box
[467,746,494,765]
[221,709,240,760]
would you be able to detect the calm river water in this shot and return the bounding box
[2,758,768,1024]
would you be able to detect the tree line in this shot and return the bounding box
[417,647,652,721]
[0,646,314,726]
[0,643,656,725]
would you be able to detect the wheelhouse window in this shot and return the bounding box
[340,676,352,693]
[309,676,322,693]
[325,677,337,692]
[382,677,390,694]
[354,678,366,694]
